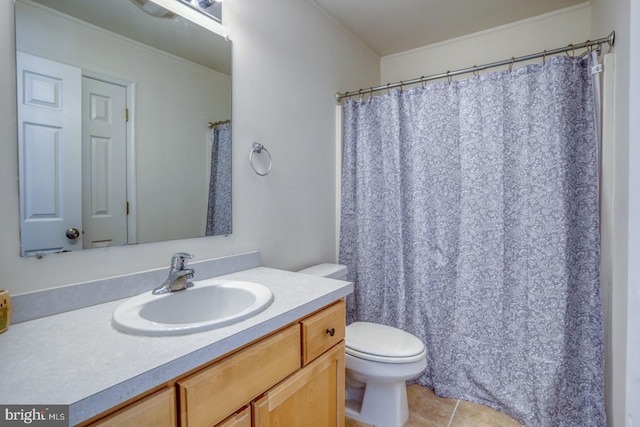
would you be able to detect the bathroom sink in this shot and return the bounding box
[111,279,274,336]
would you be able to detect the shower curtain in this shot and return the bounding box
[339,56,605,426]
[206,122,232,236]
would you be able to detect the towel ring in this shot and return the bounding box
[250,142,272,176]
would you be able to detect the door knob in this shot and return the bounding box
[65,228,80,240]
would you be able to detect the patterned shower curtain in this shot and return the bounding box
[206,122,232,236]
[339,56,605,426]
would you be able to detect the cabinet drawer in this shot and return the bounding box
[89,387,176,427]
[177,324,301,427]
[301,300,345,365]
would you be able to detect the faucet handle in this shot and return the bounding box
[171,252,194,270]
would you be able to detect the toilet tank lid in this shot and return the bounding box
[298,263,348,280]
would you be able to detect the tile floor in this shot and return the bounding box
[345,384,523,427]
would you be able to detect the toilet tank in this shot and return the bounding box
[298,263,348,280]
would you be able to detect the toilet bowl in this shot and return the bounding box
[298,264,428,427]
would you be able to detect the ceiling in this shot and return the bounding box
[26,0,587,70]
[312,0,587,56]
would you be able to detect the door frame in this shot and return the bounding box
[83,70,137,245]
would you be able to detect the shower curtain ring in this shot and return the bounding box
[386,83,391,95]
[358,89,364,101]
[400,80,405,90]
[473,66,479,79]
[446,71,452,85]
[509,57,515,72]
[421,77,426,88]
[543,50,547,65]
[566,44,575,57]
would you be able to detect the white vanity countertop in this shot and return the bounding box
[0,267,353,426]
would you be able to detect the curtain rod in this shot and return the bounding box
[336,31,615,102]
[208,119,231,129]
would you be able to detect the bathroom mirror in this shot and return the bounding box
[15,0,232,257]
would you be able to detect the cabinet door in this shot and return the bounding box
[89,387,176,427]
[215,406,251,427]
[253,343,345,427]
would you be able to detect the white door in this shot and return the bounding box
[17,51,82,256]
[82,77,128,249]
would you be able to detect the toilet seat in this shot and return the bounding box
[346,322,426,364]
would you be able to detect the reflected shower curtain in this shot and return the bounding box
[339,56,605,426]
[206,122,231,236]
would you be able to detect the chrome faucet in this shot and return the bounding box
[152,252,195,295]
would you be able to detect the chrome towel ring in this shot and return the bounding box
[249,142,272,176]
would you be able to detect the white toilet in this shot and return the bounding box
[298,263,427,427]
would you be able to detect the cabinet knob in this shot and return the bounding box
[325,328,335,337]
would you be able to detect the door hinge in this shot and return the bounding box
[125,108,129,122]
[126,201,129,215]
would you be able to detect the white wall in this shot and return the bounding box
[381,3,591,84]
[0,0,379,295]
[591,0,631,425]
[16,1,231,244]
[626,1,640,425]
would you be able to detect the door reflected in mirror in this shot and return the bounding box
[15,0,232,257]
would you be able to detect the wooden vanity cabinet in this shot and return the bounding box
[249,301,345,427]
[185,301,345,427]
[83,300,345,427]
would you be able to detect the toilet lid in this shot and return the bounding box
[346,322,426,363]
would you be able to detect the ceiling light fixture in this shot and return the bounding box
[178,0,223,23]
[196,0,223,7]
[130,0,177,19]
